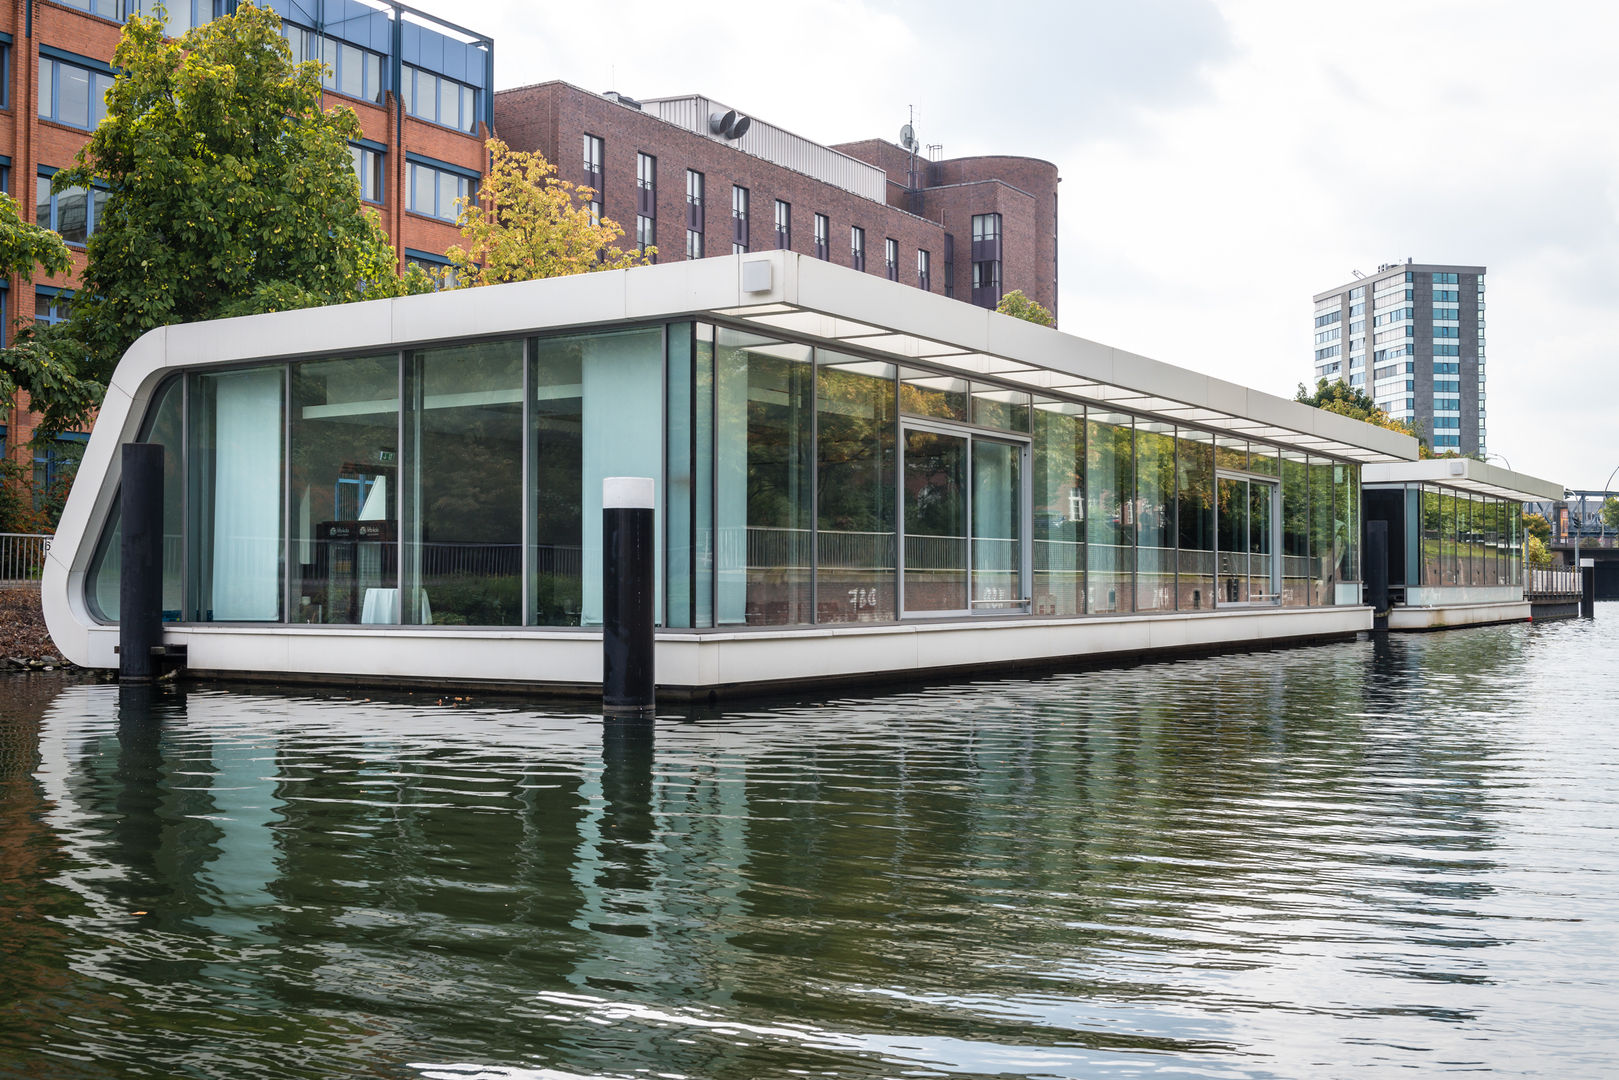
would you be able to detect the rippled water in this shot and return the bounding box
[3,612,1617,1078]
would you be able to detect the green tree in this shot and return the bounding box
[51,2,425,426]
[1294,377,1420,444]
[1602,496,1619,532]
[995,289,1054,326]
[445,138,652,287]
[1524,533,1552,569]
[1523,511,1551,546]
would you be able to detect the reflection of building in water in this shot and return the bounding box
[39,253,1540,694]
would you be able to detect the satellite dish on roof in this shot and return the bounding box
[900,123,917,151]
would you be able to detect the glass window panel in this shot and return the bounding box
[1175,429,1215,610]
[60,63,90,127]
[817,352,897,624]
[1215,435,1247,473]
[38,61,50,121]
[526,328,663,627]
[1420,485,1440,586]
[189,368,284,622]
[56,187,88,244]
[401,341,524,626]
[437,172,459,221]
[716,329,814,626]
[86,378,186,623]
[440,77,457,129]
[461,85,475,130]
[1248,443,1279,477]
[972,438,1022,611]
[1086,411,1133,613]
[1309,457,1335,604]
[1338,464,1359,584]
[1134,421,1175,611]
[289,355,398,625]
[899,367,968,422]
[665,325,695,628]
[1216,476,1247,604]
[92,72,114,127]
[321,36,339,92]
[1032,399,1084,616]
[337,42,362,97]
[367,51,382,103]
[36,175,50,228]
[902,428,968,613]
[1444,491,1459,585]
[971,385,1030,432]
[1281,450,1310,605]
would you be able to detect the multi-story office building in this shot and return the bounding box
[493,82,1060,320]
[1,0,491,481]
[1311,261,1487,456]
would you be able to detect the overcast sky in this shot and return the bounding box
[419,0,1616,490]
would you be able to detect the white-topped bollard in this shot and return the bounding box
[602,477,655,713]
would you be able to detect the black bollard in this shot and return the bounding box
[1581,559,1596,618]
[119,443,165,682]
[1365,519,1390,632]
[602,477,655,713]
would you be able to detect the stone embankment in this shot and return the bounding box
[0,587,73,671]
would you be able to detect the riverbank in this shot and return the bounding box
[0,586,72,669]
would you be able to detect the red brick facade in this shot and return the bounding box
[0,0,487,470]
[494,82,1059,321]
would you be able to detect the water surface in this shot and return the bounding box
[2,612,1616,1078]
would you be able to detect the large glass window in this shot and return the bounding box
[666,324,711,627]
[289,355,398,625]
[38,56,114,130]
[285,26,384,103]
[1175,430,1215,610]
[1086,411,1133,613]
[1134,421,1175,611]
[189,368,284,622]
[1281,451,1310,605]
[37,173,109,245]
[407,159,475,222]
[1032,399,1084,616]
[402,341,524,626]
[716,330,814,626]
[87,378,185,622]
[1309,457,1337,604]
[816,353,897,623]
[402,64,477,131]
[530,327,664,626]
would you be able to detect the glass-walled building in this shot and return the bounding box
[1361,459,1563,628]
[45,254,1419,694]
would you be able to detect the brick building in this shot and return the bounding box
[0,0,491,490]
[493,82,1059,321]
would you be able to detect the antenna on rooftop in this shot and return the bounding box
[1351,269,1365,279]
[901,106,920,192]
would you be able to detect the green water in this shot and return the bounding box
[2,613,1616,1077]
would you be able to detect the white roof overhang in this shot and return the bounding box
[1361,459,1564,502]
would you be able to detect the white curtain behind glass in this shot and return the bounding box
[211,368,283,620]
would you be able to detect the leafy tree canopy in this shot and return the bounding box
[1522,511,1551,546]
[1294,377,1421,447]
[1603,496,1619,532]
[0,193,91,437]
[445,138,652,287]
[39,1,425,435]
[995,289,1054,327]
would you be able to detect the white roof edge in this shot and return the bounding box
[1362,458,1564,502]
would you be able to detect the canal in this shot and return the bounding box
[2,611,1615,1078]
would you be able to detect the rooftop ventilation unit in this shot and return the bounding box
[709,109,751,140]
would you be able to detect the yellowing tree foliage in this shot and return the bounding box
[995,289,1055,326]
[446,139,653,287]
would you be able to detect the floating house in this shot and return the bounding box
[46,252,1515,696]
[1362,458,1563,629]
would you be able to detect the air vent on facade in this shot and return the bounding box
[708,109,750,140]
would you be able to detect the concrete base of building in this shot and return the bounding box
[71,605,1372,700]
[1387,601,1530,631]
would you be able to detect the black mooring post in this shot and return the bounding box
[1581,560,1596,618]
[602,477,655,713]
[1366,519,1390,632]
[119,443,165,682]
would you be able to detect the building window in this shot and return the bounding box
[813,213,829,260]
[403,248,456,289]
[686,230,703,260]
[60,0,119,17]
[127,0,214,36]
[406,158,476,222]
[0,42,10,110]
[637,215,655,258]
[38,54,115,131]
[35,286,73,326]
[34,431,88,509]
[918,249,931,290]
[972,213,1001,244]
[970,214,1002,308]
[885,238,899,281]
[850,226,865,271]
[636,151,656,215]
[971,259,1001,307]
[37,172,107,245]
[349,143,383,204]
[284,25,384,104]
[686,168,703,236]
[582,134,604,221]
[732,185,749,252]
[401,64,478,133]
[774,199,790,249]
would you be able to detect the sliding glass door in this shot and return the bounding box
[901,424,1028,616]
[1216,473,1279,605]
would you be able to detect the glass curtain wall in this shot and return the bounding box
[1175,430,1214,610]
[1032,399,1084,615]
[289,354,398,625]
[86,377,185,622]
[403,341,524,626]
[716,330,814,626]
[816,353,897,623]
[1086,411,1133,613]
[1134,421,1175,611]
[1308,457,1336,605]
[1281,451,1310,606]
